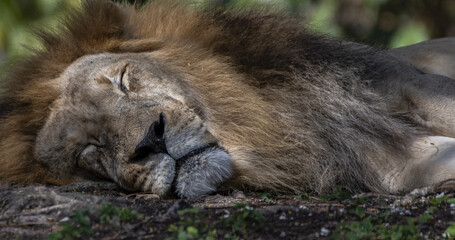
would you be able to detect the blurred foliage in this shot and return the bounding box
[0,0,80,64]
[0,0,454,65]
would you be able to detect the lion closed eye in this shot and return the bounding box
[1,0,455,199]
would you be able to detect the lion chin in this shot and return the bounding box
[1,0,455,199]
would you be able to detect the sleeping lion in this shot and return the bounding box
[1,0,455,199]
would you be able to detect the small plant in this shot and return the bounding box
[429,195,447,205]
[98,203,143,223]
[166,208,216,240]
[444,198,455,238]
[331,215,422,240]
[260,192,273,203]
[319,186,351,201]
[46,208,93,240]
[349,206,366,219]
[221,203,265,238]
[294,193,310,200]
[331,196,436,240]
[98,203,120,224]
[47,203,144,240]
[166,204,266,240]
[445,223,455,238]
[347,198,368,219]
[119,207,144,222]
[426,194,449,214]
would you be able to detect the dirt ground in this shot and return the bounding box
[1,182,455,239]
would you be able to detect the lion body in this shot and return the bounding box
[1,0,455,197]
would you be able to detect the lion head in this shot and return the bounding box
[33,51,234,198]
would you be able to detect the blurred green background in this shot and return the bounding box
[0,0,454,66]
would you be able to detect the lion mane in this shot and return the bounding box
[0,0,436,195]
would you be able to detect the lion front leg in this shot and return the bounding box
[383,136,455,192]
[372,48,455,138]
[393,72,455,138]
[382,38,455,137]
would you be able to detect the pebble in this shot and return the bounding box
[320,227,330,236]
[390,207,403,214]
[299,205,308,210]
[279,213,287,220]
[280,232,286,238]
[436,192,445,199]
[232,190,246,199]
[245,206,254,211]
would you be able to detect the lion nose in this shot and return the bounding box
[132,113,168,161]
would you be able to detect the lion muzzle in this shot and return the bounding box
[132,113,168,162]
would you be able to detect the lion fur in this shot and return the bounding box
[0,0,420,194]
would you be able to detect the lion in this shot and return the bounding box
[1,0,455,199]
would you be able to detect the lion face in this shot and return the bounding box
[34,52,232,198]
